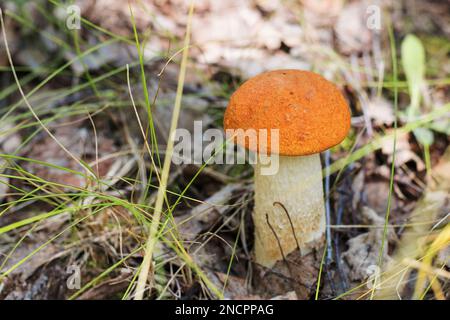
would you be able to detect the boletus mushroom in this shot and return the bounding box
[224,69,351,268]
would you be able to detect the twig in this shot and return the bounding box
[265,213,290,273]
[273,201,301,255]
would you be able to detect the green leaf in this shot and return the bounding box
[401,34,425,120]
[430,118,450,135]
[413,127,434,147]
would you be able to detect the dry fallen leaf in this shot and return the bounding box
[334,2,373,54]
[381,131,425,171]
[271,291,298,300]
[254,247,322,299]
[176,184,241,241]
[375,147,450,299]
[25,122,117,188]
[367,97,395,126]
[216,272,251,299]
[0,241,60,281]
[192,0,308,77]
[302,0,344,27]
[341,206,396,281]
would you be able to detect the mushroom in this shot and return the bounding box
[224,69,351,268]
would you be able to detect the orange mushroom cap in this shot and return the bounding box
[224,69,351,156]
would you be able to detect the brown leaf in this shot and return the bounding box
[381,131,425,171]
[176,184,241,241]
[335,2,373,54]
[375,147,450,299]
[341,207,395,281]
[25,122,117,188]
[367,97,395,126]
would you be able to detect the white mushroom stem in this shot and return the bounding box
[253,154,326,268]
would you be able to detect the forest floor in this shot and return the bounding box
[0,0,449,300]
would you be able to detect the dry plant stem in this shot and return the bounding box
[254,154,325,268]
[134,1,195,300]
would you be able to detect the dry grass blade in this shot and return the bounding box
[0,9,96,180]
[133,0,195,300]
[374,147,450,299]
